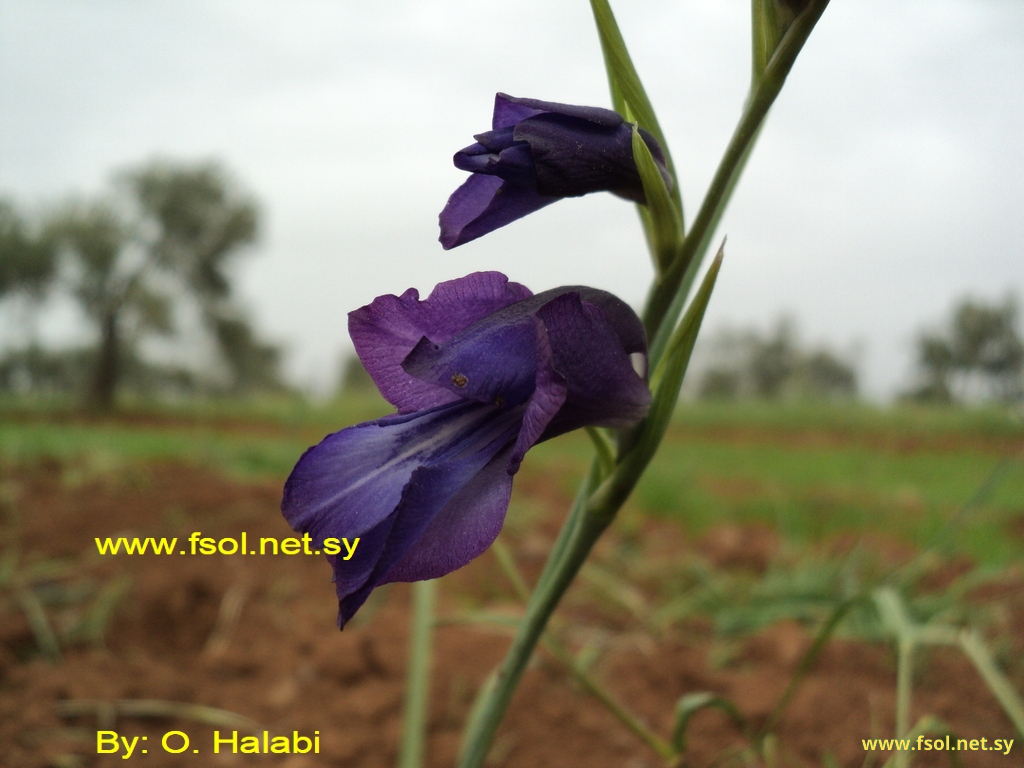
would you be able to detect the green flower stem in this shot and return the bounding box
[457,256,722,768]
[397,579,436,768]
[643,0,830,369]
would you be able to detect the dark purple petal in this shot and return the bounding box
[515,114,645,201]
[401,304,537,409]
[337,453,507,624]
[439,173,557,250]
[381,445,515,583]
[454,140,537,187]
[534,291,652,439]
[495,93,623,128]
[400,284,650,469]
[441,94,671,248]
[509,316,567,472]
[348,271,531,411]
[492,93,548,129]
[460,127,517,156]
[282,398,524,627]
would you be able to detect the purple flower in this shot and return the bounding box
[281,272,651,627]
[439,93,672,249]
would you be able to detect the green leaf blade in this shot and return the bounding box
[631,127,682,275]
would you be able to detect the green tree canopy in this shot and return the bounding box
[36,159,282,408]
[0,200,56,298]
[910,296,1023,403]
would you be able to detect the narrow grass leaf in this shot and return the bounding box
[588,0,683,221]
[15,584,61,661]
[398,579,436,768]
[672,692,747,753]
[85,575,132,649]
[756,597,862,743]
[632,127,682,275]
[958,631,1024,737]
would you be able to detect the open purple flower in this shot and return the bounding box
[282,271,651,627]
[439,93,672,249]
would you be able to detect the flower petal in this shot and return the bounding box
[509,316,567,473]
[492,93,547,130]
[511,288,650,469]
[438,173,557,250]
[281,399,523,627]
[381,444,515,583]
[401,309,537,409]
[436,174,557,249]
[348,271,531,411]
[494,93,623,129]
[515,113,643,201]
[535,291,652,439]
[283,399,517,538]
[333,423,520,626]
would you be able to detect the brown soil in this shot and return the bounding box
[1,460,1022,768]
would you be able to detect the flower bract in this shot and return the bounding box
[281,271,651,626]
[439,93,671,249]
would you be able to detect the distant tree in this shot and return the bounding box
[696,318,858,402]
[801,349,858,400]
[749,319,799,399]
[698,367,741,400]
[910,333,955,403]
[0,199,56,299]
[43,160,280,408]
[910,296,1023,403]
[212,312,286,394]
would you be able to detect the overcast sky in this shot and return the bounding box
[1,0,1022,398]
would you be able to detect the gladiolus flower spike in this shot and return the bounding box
[439,93,671,249]
[281,271,651,627]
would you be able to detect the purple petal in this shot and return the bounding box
[438,174,557,250]
[509,316,567,473]
[333,422,520,625]
[492,93,547,130]
[401,306,537,409]
[534,292,652,439]
[495,93,623,128]
[459,126,517,157]
[281,399,523,627]
[453,140,537,188]
[348,271,531,411]
[515,114,644,201]
[381,445,515,583]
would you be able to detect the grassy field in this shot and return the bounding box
[1,394,1022,564]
